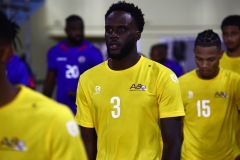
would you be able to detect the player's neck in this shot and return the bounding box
[196,68,220,80]
[66,40,83,47]
[108,52,141,71]
[226,47,240,57]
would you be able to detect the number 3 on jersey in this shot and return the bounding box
[197,100,211,117]
[111,96,120,118]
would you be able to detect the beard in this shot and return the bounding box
[107,38,135,59]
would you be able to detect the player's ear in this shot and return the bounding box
[136,31,141,40]
[0,44,13,63]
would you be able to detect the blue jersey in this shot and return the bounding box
[162,59,184,77]
[7,54,35,89]
[47,40,103,114]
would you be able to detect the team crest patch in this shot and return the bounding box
[0,137,27,151]
[78,56,86,63]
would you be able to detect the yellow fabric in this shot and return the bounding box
[75,56,185,160]
[179,68,240,160]
[220,52,240,74]
[220,52,240,150]
[0,86,87,160]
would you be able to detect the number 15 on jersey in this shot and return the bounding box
[197,100,211,117]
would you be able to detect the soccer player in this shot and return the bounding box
[150,43,184,77]
[220,15,240,75]
[75,1,185,160]
[0,11,87,160]
[43,15,103,114]
[179,29,240,160]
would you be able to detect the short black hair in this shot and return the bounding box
[66,15,84,27]
[105,1,145,33]
[194,29,221,50]
[0,11,19,44]
[221,15,240,30]
[151,43,168,53]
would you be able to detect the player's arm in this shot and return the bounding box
[80,126,97,160]
[42,70,56,97]
[160,116,182,160]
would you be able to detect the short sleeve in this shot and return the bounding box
[47,106,88,160]
[157,70,185,118]
[75,77,95,128]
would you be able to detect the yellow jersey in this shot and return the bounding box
[0,85,87,160]
[179,68,240,160]
[75,56,185,160]
[220,52,240,74]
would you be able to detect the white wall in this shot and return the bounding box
[19,0,240,80]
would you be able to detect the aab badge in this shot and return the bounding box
[215,91,228,98]
[0,137,27,151]
[129,84,147,91]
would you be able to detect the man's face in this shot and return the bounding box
[222,25,240,52]
[150,48,167,63]
[65,20,84,45]
[0,43,13,63]
[105,11,139,59]
[194,45,222,79]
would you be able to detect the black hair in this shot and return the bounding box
[66,15,84,27]
[221,15,240,30]
[0,11,19,44]
[151,43,168,53]
[105,1,145,33]
[194,29,221,50]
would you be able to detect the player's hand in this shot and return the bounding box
[235,154,240,160]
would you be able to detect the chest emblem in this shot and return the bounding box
[129,84,147,91]
[78,56,86,63]
[215,91,228,98]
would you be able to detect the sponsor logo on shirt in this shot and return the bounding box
[129,84,147,91]
[66,120,80,137]
[170,74,179,83]
[188,91,193,98]
[57,57,67,61]
[95,86,101,94]
[214,91,228,98]
[0,137,27,151]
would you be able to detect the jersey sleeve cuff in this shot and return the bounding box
[75,118,95,128]
[160,111,185,118]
